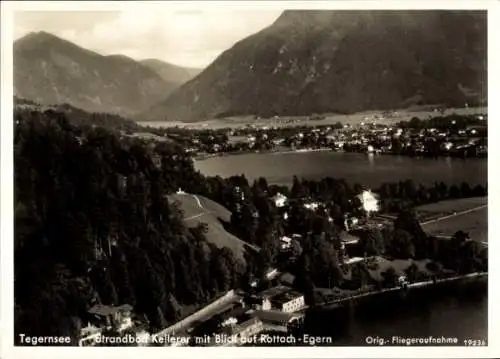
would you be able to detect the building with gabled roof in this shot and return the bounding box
[87,304,133,331]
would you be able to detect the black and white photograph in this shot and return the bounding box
[1,1,497,357]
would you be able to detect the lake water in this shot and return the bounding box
[304,279,488,346]
[194,151,487,188]
[194,151,488,346]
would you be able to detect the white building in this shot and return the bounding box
[441,142,454,151]
[344,216,359,231]
[78,323,103,346]
[221,317,238,328]
[249,268,280,288]
[265,268,279,280]
[304,202,320,211]
[344,257,364,265]
[79,303,141,346]
[272,193,288,208]
[271,291,305,313]
[254,286,305,313]
[280,236,292,250]
[87,304,134,331]
[217,317,263,346]
[357,190,379,215]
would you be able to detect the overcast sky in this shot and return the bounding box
[14,9,283,68]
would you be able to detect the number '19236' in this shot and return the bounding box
[464,339,486,346]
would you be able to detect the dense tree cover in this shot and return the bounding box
[14,109,245,343]
[190,174,351,288]
[14,98,143,134]
[52,105,143,134]
[192,172,487,291]
[14,104,488,343]
[357,228,385,256]
[435,230,488,274]
[398,114,486,132]
[355,210,487,276]
[376,179,487,212]
[381,267,399,289]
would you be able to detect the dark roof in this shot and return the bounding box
[244,295,265,305]
[88,305,117,316]
[340,231,360,243]
[118,304,133,312]
[222,307,247,320]
[88,304,133,316]
[279,272,296,286]
[256,285,291,299]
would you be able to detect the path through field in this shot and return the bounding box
[175,192,261,252]
[420,204,488,246]
[420,204,487,225]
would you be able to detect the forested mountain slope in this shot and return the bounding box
[144,10,486,122]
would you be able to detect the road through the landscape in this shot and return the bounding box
[179,193,261,252]
[179,193,207,221]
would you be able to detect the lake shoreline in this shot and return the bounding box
[193,147,336,161]
[314,272,488,312]
[193,147,486,162]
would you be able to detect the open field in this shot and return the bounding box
[195,195,232,223]
[141,106,487,130]
[413,197,488,242]
[123,132,171,142]
[168,193,260,263]
[421,206,488,243]
[415,197,487,219]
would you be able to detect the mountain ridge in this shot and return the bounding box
[14,32,200,116]
[140,59,202,85]
[141,10,487,123]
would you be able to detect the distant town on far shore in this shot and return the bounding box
[10,8,488,349]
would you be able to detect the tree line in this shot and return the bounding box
[14,109,246,344]
[14,104,488,344]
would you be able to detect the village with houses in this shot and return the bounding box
[9,7,490,351]
[136,111,487,161]
[76,188,375,346]
[76,182,486,347]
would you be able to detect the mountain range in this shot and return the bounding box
[140,59,201,85]
[13,31,201,116]
[143,10,487,122]
[14,11,487,123]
